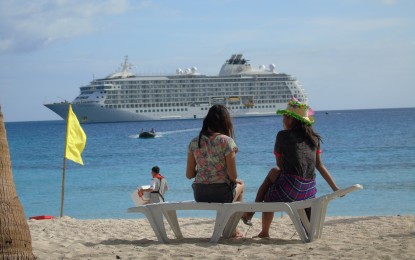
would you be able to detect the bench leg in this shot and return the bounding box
[291,207,311,240]
[309,200,329,241]
[146,205,170,243]
[284,207,310,243]
[221,212,243,239]
[210,208,229,243]
[162,209,184,239]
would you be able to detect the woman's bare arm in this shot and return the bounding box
[225,151,238,181]
[186,151,197,179]
[316,153,339,191]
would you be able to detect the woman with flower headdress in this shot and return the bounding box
[242,98,339,238]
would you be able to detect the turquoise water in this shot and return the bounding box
[5,108,415,219]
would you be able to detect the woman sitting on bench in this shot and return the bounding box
[186,104,245,238]
[242,98,339,238]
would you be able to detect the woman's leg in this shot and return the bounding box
[232,181,245,238]
[243,168,281,221]
[255,167,280,202]
[257,212,274,238]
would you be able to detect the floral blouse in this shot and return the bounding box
[188,134,238,184]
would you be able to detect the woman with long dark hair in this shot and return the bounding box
[242,98,339,238]
[186,105,244,236]
[186,104,244,203]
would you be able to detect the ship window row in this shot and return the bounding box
[135,108,189,113]
[233,105,278,110]
[108,89,291,98]
[105,89,291,98]
[103,98,291,110]
[104,96,288,105]
[113,85,288,93]
[104,104,281,111]
[104,94,292,105]
[102,77,293,86]
[105,82,289,91]
[79,91,95,94]
[105,94,288,100]
[106,90,290,96]
[112,83,289,90]
[104,94,291,102]
[199,105,278,111]
[105,103,190,108]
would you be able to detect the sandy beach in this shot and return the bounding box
[28,215,414,259]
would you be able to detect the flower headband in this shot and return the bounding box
[276,98,315,125]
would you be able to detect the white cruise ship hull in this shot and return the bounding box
[45,102,284,123]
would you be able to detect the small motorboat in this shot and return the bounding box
[139,129,156,138]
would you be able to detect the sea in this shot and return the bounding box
[5,108,415,219]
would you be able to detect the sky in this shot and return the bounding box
[0,0,414,122]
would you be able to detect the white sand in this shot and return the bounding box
[28,215,415,259]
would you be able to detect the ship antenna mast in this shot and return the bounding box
[121,55,133,78]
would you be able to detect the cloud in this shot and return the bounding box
[0,0,130,53]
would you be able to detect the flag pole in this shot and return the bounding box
[60,157,67,218]
[60,104,71,218]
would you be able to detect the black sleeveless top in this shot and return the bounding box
[274,130,319,179]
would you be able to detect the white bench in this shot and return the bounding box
[127,184,363,243]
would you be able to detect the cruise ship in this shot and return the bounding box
[44,54,308,123]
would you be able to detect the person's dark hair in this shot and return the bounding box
[290,117,322,149]
[151,166,160,173]
[198,105,234,148]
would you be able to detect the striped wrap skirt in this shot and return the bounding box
[264,173,317,202]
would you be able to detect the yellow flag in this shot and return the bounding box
[65,104,86,165]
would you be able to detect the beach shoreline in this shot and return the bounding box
[28,215,415,259]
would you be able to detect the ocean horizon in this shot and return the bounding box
[5,107,415,219]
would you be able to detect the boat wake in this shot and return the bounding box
[129,128,199,139]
